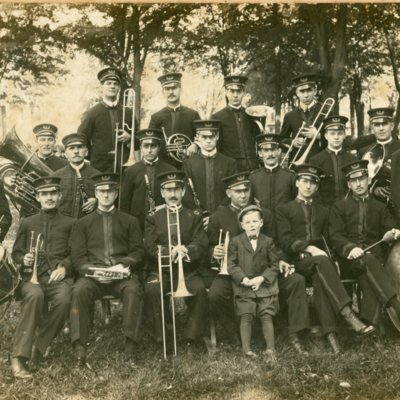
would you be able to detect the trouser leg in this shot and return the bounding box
[144,276,164,342]
[240,314,253,353]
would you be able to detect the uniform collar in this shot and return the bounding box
[102,97,119,108]
[40,208,58,216]
[299,100,316,112]
[167,104,181,112]
[376,138,393,146]
[326,147,343,155]
[142,157,159,166]
[37,153,54,161]
[200,148,217,158]
[296,197,313,206]
[263,163,279,172]
[229,203,242,214]
[97,206,116,215]
[351,194,369,202]
[69,161,85,173]
[228,104,242,111]
[167,204,183,211]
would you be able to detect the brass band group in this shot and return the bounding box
[3,67,400,380]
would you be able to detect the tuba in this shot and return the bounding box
[246,105,276,134]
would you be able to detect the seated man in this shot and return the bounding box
[11,177,74,379]
[330,159,400,329]
[144,171,209,353]
[70,173,144,363]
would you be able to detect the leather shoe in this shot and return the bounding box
[289,333,309,356]
[74,343,87,364]
[340,306,375,336]
[244,350,258,358]
[11,357,32,380]
[326,333,341,355]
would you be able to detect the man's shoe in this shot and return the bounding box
[31,347,44,366]
[326,333,341,355]
[340,307,375,336]
[289,333,309,356]
[244,350,258,358]
[11,357,32,380]
[74,343,87,364]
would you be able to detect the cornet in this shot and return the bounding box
[29,232,44,285]
[85,266,131,281]
[218,231,230,276]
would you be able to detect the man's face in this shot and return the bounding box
[95,187,118,208]
[226,185,250,209]
[325,129,346,150]
[36,189,61,210]
[36,136,55,157]
[196,132,218,152]
[258,146,281,167]
[295,84,317,106]
[296,176,318,199]
[371,120,393,142]
[347,174,369,197]
[101,79,120,99]
[64,144,88,165]
[162,83,181,106]
[141,141,160,162]
[161,185,185,207]
[240,211,263,237]
[225,86,245,107]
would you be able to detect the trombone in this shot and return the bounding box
[157,204,193,359]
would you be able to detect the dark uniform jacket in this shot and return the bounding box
[78,101,136,172]
[0,181,12,242]
[358,137,400,160]
[182,152,237,214]
[12,209,74,281]
[228,232,280,299]
[149,105,200,167]
[39,154,68,171]
[71,208,144,277]
[211,106,259,171]
[120,159,176,228]
[144,205,208,275]
[52,163,100,219]
[309,148,357,206]
[391,149,400,224]
[329,195,396,261]
[276,198,329,260]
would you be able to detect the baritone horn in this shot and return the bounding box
[246,105,276,134]
[157,204,193,359]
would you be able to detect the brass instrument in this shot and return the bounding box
[280,98,335,168]
[246,105,276,134]
[30,232,44,285]
[144,174,156,215]
[85,266,131,281]
[76,169,89,205]
[187,177,209,225]
[218,231,230,276]
[157,204,193,359]
[162,127,192,163]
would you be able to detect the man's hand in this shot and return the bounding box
[348,247,364,260]
[279,260,295,278]
[116,130,131,143]
[301,126,318,140]
[186,142,199,157]
[81,197,97,213]
[382,228,400,242]
[48,265,66,283]
[304,245,327,257]
[23,253,34,267]
[249,276,264,291]
[171,245,189,263]
[292,136,306,148]
[241,277,251,287]
[213,244,225,261]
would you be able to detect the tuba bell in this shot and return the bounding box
[246,105,276,134]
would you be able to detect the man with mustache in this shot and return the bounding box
[149,72,200,167]
[11,177,74,379]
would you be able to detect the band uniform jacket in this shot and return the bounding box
[0,181,12,242]
[182,152,237,214]
[279,102,327,161]
[144,205,208,275]
[309,148,357,206]
[211,106,259,171]
[391,149,400,224]
[39,154,68,171]
[120,159,176,228]
[149,105,200,167]
[276,199,329,261]
[52,163,100,219]
[78,101,138,172]
[12,209,74,281]
[71,209,144,277]
[228,232,280,300]
[329,195,396,262]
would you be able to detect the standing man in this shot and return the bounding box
[120,128,176,229]
[212,75,259,172]
[276,165,375,354]
[53,133,99,219]
[11,177,74,379]
[33,123,68,171]
[144,171,209,352]
[70,173,144,363]
[309,116,357,206]
[78,67,137,172]
[149,72,200,167]
[330,159,400,330]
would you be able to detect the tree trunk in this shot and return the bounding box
[349,94,355,137]
[272,4,282,133]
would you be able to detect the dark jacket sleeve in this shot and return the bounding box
[77,109,94,152]
[144,213,159,261]
[262,239,280,284]
[71,220,95,276]
[0,182,11,242]
[120,168,135,214]
[120,217,144,272]
[186,213,209,262]
[11,219,27,269]
[227,238,246,284]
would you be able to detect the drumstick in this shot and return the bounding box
[363,239,385,253]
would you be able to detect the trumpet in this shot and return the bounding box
[85,266,131,281]
[280,98,335,168]
[30,232,44,285]
[157,204,193,359]
[218,230,230,276]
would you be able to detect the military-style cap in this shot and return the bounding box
[34,176,61,192]
[238,204,264,222]
[222,172,251,190]
[157,171,185,189]
[296,164,324,183]
[224,75,248,89]
[158,72,182,87]
[33,123,58,138]
[292,73,318,89]
[194,120,220,135]
[323,115,348,131]
[97,67,122,83]
[256,133,280,149]
[342,159,369,179]
[62,133,87,148]
[137,129,163,143]
[368,107,394,123]
[92,173,119,188]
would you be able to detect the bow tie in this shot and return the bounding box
[248,235,258,241]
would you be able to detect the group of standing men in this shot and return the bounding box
[3,67,400,379]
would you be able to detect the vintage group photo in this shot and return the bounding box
[1,2,400,399]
